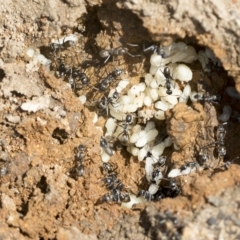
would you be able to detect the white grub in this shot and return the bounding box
[127,145,139,156]
[150,52,163,67]
[109,106,125,121]
[149,65,159,76]
[155,67,165,85]
[155,101,169,111]
[105,118,117,136]
[179,84,191,103]
[181,166,197,175]
[145,157,155,182]
[51,34,78,45]
[150,142,165,158]
[168,168,181,178]
[138,143,152,161]
[226,86,240,100]
[148,183,159,195]
[173,64,193,82]
[164,137,173,147]
[145,73,154,86]
[78,95,87,105]
[161,95,179,105]
[148,88,159,101]
[144,121,155,132]
[130,125,143,143]
[219,105,232,122]
[138,82,146,92]
[130,85,141,95]
[135,133,148,147]
[118,95,133,105]
[101,151,112,163]
[143,96,152,107]
[154,110,165,120]
[122,103,138,113]
[149,79,159,89]
[133,92,145,108]
[145,128,158,141]
[121,194,146,208]
[116,80,129,93]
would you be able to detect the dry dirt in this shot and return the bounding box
[0,0,240,239]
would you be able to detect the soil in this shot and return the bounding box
[0,1,240,239]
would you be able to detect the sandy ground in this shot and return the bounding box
[0,0,240,239]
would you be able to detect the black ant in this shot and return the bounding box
[144,43,169,58]
[97,68,124,92]
[117,114,135,145]
[193,93,221,104]
[100,136,114,156]
[99,45,141,63]
[161,66,175,95]
[94,91,119,116]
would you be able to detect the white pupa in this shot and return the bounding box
[173,64,193,82]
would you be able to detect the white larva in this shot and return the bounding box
[101,151,112,163]
[219,105,232,122]
[148,183,159,195]
[154,110,165,120]
[168,168,181,178]
[78,95,87,105]
[155,101,169,111]
[105,118,117,136]
[164,137,173,147]
[147,88,159,101]
[150,142,165,158]
[143,96,152,107]
[145,157,155,182]
[150,52,163,67]
[173,64,193,82]
[144,121,155,132]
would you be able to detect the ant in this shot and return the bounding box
[137,189,154,201]
[94,91,119,116]
[160,66,175,95]
[100,136,114,156]
[97,68,124,92]
[179,162,199,172]
[144,43,169,58]
[193,93,221,104]
[73,141,90,178]
[72,68,89,90]
[99,44,141,63]
[117,114,135,145]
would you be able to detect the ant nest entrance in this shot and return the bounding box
[45,30,239,208]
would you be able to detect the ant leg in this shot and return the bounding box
[104,55,111,63]
[127,52,142,58]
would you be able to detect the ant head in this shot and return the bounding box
[125,114,133,124]
[78,144,85,152]
[166,89,172,95]
[113,68,124,77]
[99,50,109,58]
[164,66,171,76]
[112,91,119,100]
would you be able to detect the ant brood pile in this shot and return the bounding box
[37,33,238,207]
